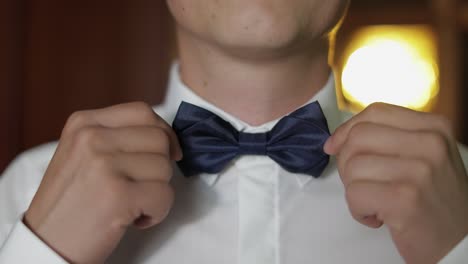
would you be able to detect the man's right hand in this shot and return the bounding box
[24,102,182,264]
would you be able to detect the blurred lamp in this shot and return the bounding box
[339,25,439,112]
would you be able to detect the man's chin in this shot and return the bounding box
[209,32,324,62]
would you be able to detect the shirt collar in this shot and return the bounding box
[161,63,342,188]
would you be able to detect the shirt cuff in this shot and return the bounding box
[0,219,68,264]
[439,235,468,264]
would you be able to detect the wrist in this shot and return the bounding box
[22,214,72,263]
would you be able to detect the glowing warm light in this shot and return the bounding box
[340,26,439,111]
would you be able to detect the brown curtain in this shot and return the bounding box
[0,0,24,172]
[1,0,174,172]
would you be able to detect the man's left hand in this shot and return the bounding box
[324,102,468,264]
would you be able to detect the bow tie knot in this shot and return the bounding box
[238,132,268,155]
[173,101,331,178]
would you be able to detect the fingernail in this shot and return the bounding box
[323,136,333,154]
[176,150,183,161]
[171,149,183,161]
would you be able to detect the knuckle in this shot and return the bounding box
[393,183,426,232]
[396,183,423,209]
[424,132,450,164]
[153,127,170,140]
[344,183,359,208]
[346,123,369,147]
[156,154,173,180]
[343,155,362,185]
[154,184,175,224]
[433,115,454,138]
[347,126,359,143]
[153,128,171,152]
[364,102,388,117]
[130,101,152,111]
[130,101,157,123]
[163,184,175,204]
[412,160,434,188]
[74,127,103,148]
[344,188,363,223]
[350,122,370,137]
[334,125,345,137]
[88,154,114,175]
[63,111,89,136]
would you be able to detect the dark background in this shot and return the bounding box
[1,0,467,172]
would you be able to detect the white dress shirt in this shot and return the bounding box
[1,64,468,264]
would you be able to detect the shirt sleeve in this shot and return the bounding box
[438,235,468,264]
[439,144,468,262]
[0,219,68,263]
[0,143,64,263]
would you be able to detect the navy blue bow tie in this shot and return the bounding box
[172,101,331,178]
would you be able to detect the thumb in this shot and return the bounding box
[323,135,338,155]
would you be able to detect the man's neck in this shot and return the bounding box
[176,29,331,126]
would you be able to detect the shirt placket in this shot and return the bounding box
[236,157,280,264]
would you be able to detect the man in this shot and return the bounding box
[1,0,467,263]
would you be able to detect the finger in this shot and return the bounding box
[96,103,182,157]
[114,153,174,182]
[165,130,183,162]
[102,105,183,161]
[325,103,454,155]
[346,180,393,228]
[64,102,183,160]
[336,122,451,171]
[108,126,171,155]
[133,123,182,161]
[130,182,174,229]
[64,102,159,132]
[78,126,177,158]
[95,102,182,160]
[341,154,432,188]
